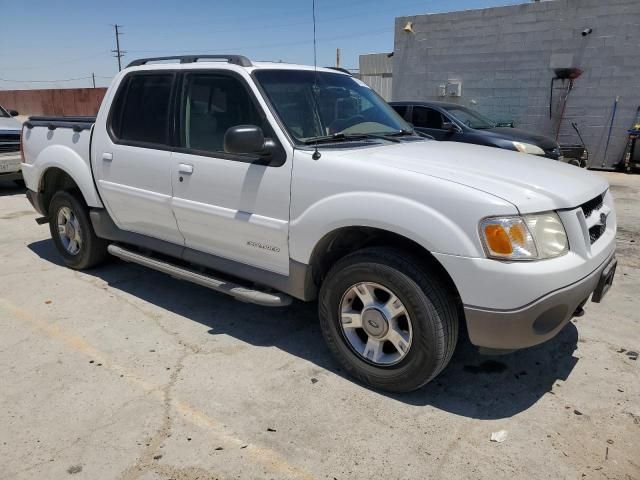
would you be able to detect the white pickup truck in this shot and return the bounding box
[21,55,617,392]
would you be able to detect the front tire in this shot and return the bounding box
[48,191,108,269]
[319,248,459,392]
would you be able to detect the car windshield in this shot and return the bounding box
[443,106,495,129]
[254,69,411,143]
[0,106,9,118]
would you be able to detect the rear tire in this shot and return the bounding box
[318,247,459,392]
[48,191,108,269]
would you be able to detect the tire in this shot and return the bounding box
[48,190,108,269]
[13,179,25,187]
[318,247,459,392]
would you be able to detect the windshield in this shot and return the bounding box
[443,106,495,129]
[254,70,411,143]
[0,106,9,118]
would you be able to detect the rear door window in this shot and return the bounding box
[412,106,444,129]
[110,73,174,145]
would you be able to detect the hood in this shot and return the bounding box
[482,127,558,150]
[0,115,21,132]
[341,140,607,213]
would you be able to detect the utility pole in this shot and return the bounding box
[336,48,341,68]
[112,24,125,71]
[91,73,96,88]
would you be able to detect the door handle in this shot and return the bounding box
[102,152,113,161]
[178,163,194,175]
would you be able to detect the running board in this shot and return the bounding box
[107,244,292,307]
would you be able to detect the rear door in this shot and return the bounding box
[170,70,292,275]
[92,71,184,245]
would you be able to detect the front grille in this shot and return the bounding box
[0,132,20,153]
[0,143,20,153]
[581,194,604,219]
[589,224,605,244]
[0,133,20,142]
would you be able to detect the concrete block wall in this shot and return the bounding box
[393,0,640,168]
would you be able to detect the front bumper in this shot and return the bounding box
[0,152,22,181]
[464,251,616,349]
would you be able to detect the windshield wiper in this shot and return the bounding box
[303,132,401,145]
[385,129,415,137]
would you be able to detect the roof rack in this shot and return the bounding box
[126,55,252,68]
[326,67,353,76]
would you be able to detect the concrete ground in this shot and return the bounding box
[0,172,638,480]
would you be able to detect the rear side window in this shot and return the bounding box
[412,106,444,129]
[110,73,174,145]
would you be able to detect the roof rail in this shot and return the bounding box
[126,55,252,68]
[326,67,352,76]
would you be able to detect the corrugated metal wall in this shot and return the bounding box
[0,88,107,116]
[359,53,393,101]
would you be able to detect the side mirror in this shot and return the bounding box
[9,110,19,117]
[224,125,274,156]
[442,121,459,132]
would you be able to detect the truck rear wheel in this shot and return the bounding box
[318,247,459,392]
[48,191,108,269]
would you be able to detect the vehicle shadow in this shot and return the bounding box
[0,180,26,196]
[28,238,579,420]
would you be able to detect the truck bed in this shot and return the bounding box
[21,115,99,206]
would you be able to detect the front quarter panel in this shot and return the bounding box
[289,147,517,264]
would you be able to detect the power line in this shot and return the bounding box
[3,51,113,71]
[126,27,393,55]
[125,0,429,36]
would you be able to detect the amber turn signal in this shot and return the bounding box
[484,225,513,254]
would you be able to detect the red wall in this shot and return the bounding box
[0,88,107,116]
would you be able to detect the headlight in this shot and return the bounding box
[512,141,545,156]
[480,212,568,260]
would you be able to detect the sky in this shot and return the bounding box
[1,0,524,90]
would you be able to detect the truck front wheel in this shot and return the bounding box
[48,191,108,269]
[319,247,459,392]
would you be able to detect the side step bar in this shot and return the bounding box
[107,244,292,307]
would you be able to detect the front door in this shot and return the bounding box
[92,71,184,245]
[170,71,292,275]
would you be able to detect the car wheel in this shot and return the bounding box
[319,247,459,392]
[48,191,108,269]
